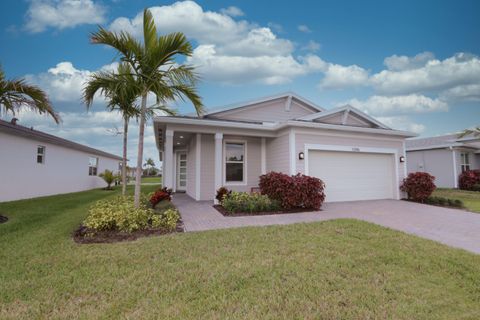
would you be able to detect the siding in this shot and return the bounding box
[0,131,119,202]
[200,134,215,200]
[209,99,315,122]
[266,131,290,173]
[406,149,455,188]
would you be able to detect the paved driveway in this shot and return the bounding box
[172,194,480,254]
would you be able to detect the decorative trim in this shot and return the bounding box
[214,133,223,204]
[452,149,458,188]
[285,95,292,112]
[303,144,400,200]
[223,139,248,186]
[195,133,201,200]
[341,109,350,125]
[261,137,266,174]
[289,128,296,175]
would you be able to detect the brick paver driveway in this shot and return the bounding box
[172,194,480,254]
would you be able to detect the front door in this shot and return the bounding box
[176,152,187,191]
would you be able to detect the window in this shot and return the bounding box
[89,157,98,176]
[460,152,470,172]
[225,142,245,183]
[37,146,45,164]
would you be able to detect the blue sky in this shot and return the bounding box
[0,0,479,164]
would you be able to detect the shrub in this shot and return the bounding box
[222,191,281,214]
[151,208,180,231]
[400,172,436,202]
[149,187,172,208]
[216,187,231,203]
[259,172,325,210]
[424,196,464,208]
[459,170,480,190]
[99,169,119,190]
[84,196,154,232]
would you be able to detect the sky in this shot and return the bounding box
[0,0,479,166]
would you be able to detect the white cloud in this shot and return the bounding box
[344,94,448,116]
[440,84,480,102]
[319,64,369,89]
[220,6,244,17]
[371,53,480,95]
[302,40,321,52]
[376,116,426,134]
[25,0,106,33]
[383,51,435,71]
[297,25,312,33]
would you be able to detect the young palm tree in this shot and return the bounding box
[144,157,155,176]
[0,65,60,123]
[458,127,480,138]
[91,9,203,206]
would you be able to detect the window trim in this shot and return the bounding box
[223,140,247,186]
[37,145,46,164]
[460,152,471,173]
[88,156,99,176]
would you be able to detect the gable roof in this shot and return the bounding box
[202,92,324,117]
[297,105,391,130]
[406,133,480,151]
[0,119,122,160]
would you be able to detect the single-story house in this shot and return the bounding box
[406,133,480,188]
[0,118,122,202]
[153,92,415,203]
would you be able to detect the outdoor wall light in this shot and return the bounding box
[299,152,305,160]
[399,156,405,163]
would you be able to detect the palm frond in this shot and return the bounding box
[458,127,480,138]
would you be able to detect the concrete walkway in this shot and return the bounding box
[172,194,480,254]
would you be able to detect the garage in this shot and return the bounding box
[308,150,396,202]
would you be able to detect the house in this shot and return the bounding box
[0,119,122,202]
[153,92,415,203]
[406,133,480,188]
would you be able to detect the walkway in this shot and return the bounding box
[172,193,480,254]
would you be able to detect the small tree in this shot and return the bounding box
[99,169,116,190]
[400,172,436,202]
[144,158,155,176]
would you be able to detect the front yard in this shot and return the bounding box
[433,188,480,213]
[1,187,480,319]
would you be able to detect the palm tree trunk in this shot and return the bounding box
[122,116,128,196]
[134,92,147,207]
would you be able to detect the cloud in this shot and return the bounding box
[371,53,480,95]
[343,94,448,116]
[220,6,244,17]
[24,0,106,33]
[301,40,321,52]
[376,116,426,134]
[297,25,312,33]
[383,51,435,71]
[319,64,369,89]
[440,84,480,102]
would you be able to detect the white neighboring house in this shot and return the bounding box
[0,119,123,202]
[153,92,416,203]
[406,133,480,188]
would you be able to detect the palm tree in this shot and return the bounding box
[84,63,141,196]
[458,127,480,138]
[90,9,203,206]
[144,157,155,176]
[0,65,60,123]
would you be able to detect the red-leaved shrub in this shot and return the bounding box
[215,187,231,203]
[400,172,436,202]
[150,187,172,208]
[259,172,326,210]
[458,170,480,190]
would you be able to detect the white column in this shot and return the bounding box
[164,129,174,189]
[214,133,223,203]
[195,133,201,200]
[289,128,296,175]
[261,137,266,175]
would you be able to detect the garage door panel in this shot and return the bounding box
[308,150,395,202]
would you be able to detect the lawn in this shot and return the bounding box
[140,176,162,184]
[433,188,480,213]
[1,187,479,319]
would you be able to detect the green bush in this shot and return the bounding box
[424,196,464,208]
[84,196,180,232]
[222,191,281,214]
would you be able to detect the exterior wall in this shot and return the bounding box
[406,149,456,188]
[294,129,406,197]
[208,99,315,122]
[0,132,120,202]
[186,135,196,198]
[200,134,215,200]
[265,130,290,173]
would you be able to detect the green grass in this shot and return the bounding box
[433,188,480,213]
[1,187,480,319]
[140,176,162,184]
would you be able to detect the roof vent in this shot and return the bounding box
[10,118,18,125]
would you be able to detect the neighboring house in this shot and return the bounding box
[153,92,415,203]
[0,119,122,202]
[406,133,480,188]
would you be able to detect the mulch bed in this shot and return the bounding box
[0,215,8,224]
[213,205,319,217]
[73,220,184,244]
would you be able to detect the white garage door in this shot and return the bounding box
[308,150,395,202]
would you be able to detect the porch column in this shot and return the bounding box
[164,129,174,189]
[214,132,223,203]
